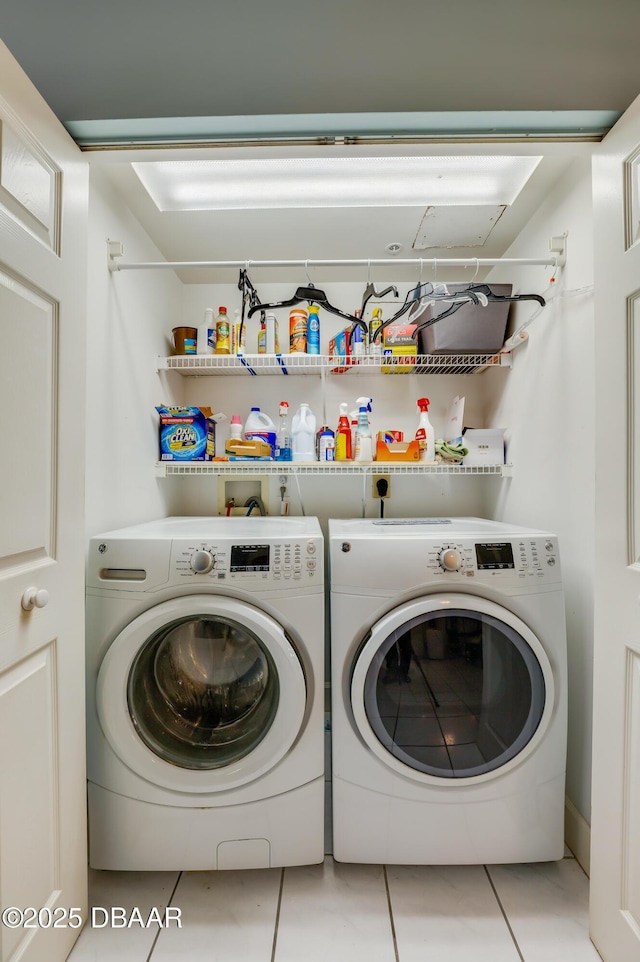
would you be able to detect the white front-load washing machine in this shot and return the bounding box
[329,517,567,865]
[86,516,324,871]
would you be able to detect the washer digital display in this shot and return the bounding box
[475,542,515,570]
[230,544,270,572]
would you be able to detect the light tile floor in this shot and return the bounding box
[67,852,603,962]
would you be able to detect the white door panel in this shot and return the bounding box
[0,40,88,962]
[591,89,640,961]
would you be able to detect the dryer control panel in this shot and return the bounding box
[170,538,321,584]
[425,537,559,584]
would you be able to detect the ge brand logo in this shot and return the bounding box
[341,542,351,552]
[98,544,107,554]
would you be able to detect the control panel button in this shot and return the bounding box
[190,549,215,574]
[307,541,317,554]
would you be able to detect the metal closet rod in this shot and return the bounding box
[108,255,560,272]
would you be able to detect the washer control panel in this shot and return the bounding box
[425,537,559,582]
[171,538,321,584]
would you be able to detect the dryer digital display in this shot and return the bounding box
[475,542,514,569]
[230,543,270,572]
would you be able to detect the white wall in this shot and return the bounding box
[85,167,185,536]
[484,156,595,828]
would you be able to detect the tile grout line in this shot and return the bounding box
[146,871,183,962]
[270,868,285,962]
[382,866,400,962]
[483,865,526,962]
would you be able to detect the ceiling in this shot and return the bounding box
[1,1,639,128]
[0,3,634,281]
[92,143,587,283]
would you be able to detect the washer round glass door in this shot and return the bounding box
[97,595,307,793]
[350,593,554,784]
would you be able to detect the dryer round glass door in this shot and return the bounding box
[96,595,307,793]
[350,593,555,785]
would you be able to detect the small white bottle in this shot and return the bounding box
[416,397,435,462]
[197,308,215,355]
[229,414,243,440]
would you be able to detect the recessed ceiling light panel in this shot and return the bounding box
[131,156,542,211]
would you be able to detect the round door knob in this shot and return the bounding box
[190,549,214,574]
[21,586,49,610]
[439,548,462,572]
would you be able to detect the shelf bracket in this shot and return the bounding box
[107,239,124,272]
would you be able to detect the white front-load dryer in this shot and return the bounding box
[86,516,324,871]
[329,517,567,865]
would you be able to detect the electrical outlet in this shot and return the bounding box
[372,474,391,499]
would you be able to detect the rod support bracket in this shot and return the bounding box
[107,239,124,272]
[548,233,567,268]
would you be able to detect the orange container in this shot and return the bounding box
[289,309,308,354]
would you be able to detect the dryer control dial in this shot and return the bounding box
[190,549,215,574]
[439,548,462,572]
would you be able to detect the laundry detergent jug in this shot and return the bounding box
[291,403,317,461]
[243,407,277,457]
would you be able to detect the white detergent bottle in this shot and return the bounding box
[291,403,317,461]
[416,397,435,462]
[354,396,373,462]
[197,308,215,355]
[243,406,277,457]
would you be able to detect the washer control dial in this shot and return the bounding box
[190,549,215,574]
[439,547,462,572]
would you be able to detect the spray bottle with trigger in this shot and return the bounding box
[335,403,353,461]
[354,396,373,462]
[416,397,435,462]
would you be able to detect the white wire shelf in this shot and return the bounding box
[158,353,510,376]
[155,461,513,478]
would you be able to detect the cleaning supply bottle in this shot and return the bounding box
[229,414,243,440]
[257,316,267,353]
[317,426,335,461]
[275,401,292,461]
[197,308,215,355]
[307,304,320,355]
[369,307,383,356]
[233,308,246,355]
[335,403,353,461]
[416,397,435,462]
[243,406,277,457]
[215,306,230,354]
[350,409,358,453]
[354,396,373,462]
[291,402,317,461]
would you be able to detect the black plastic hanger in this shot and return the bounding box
[247,282,368,332]
[368,282,480,345]
[461,283,546,307]
[361,282,398,315]
[237,268,264,348]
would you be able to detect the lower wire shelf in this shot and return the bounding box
[155,461,513,478]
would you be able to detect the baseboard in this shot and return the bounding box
[565,795,590,876]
